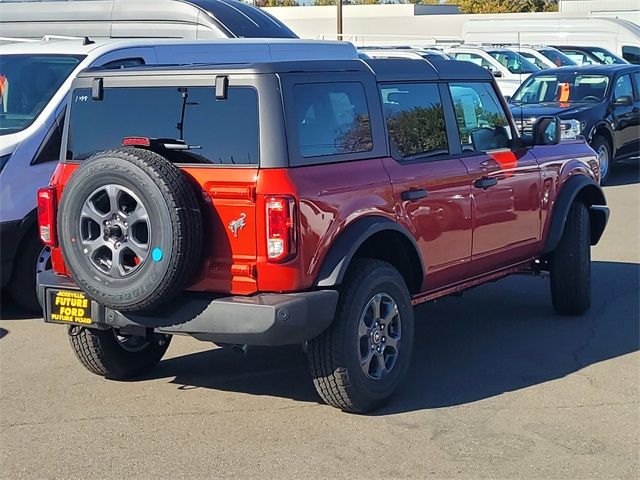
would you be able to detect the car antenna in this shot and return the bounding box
[83,37,94,46]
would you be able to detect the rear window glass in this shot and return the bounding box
[67,86,259,165]
[293,82,373,158]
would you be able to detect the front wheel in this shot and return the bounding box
[307,260,414,413]
[591,135,611,185]
[550,202,591,315]
[68,327,171,379]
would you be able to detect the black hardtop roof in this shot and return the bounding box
[528,63,639,77]
[80,57,495,82]
[80,59,370,77]
[364,58,493,81]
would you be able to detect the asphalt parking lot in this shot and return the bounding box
[1,161,638,480]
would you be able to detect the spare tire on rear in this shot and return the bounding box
[57,148,202,312]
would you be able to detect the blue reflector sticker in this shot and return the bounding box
[151,248,163,262]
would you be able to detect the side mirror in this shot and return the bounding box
[503,95,511,103]
[492,70,503,78]
[532,116,560,146]
[614,95,633,107]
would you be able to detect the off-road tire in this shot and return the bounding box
[68,327,171,379]
[591,135,611,185]
[8,232,46,313]
[307,259,414,413]
[550,202,591,315]
[58,148,202,312]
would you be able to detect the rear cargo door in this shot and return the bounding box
[66,81,261,294]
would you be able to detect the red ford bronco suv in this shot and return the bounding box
[37,58,609,413]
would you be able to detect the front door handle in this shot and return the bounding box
[474,177,498,190]
[401,188,429,202]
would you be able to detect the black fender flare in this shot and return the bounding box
[587,121,616,154]
[314,216,424,288]
[542,175,608,255]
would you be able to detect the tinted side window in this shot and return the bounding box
[448,82,513,152]
[622,46,640,65]
[614,74,633,99]
[635,72,640,100]
[68,86,259,165]
[293,82,373,158]
[380,83,448,160]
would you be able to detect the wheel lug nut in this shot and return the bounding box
[115,242,121,249]
[382,337,386,342]
[380,324,385,330]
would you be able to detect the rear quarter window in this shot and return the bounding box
[293,82,373,158]
[67,86,259,165]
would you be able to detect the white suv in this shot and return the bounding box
[0,37,358,310]
[445,45,540,97]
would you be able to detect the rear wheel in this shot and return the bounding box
[307,259,414,413]
[550,202,591,315]
[68,326,171,379]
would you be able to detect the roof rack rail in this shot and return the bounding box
[316,33,463,47]
[41,35,94,45]
[0,37,39,44]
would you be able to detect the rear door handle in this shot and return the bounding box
[401,188,429,201]
[474,177,498,190]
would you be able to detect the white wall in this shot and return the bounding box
[559,0,640,24]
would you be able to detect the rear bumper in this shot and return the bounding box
[37,270,338,346]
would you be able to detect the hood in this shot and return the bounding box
[509,102,602,120]
[0,131,25,156]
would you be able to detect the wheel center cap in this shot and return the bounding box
[104,223,126,240]
[372,330,382,345]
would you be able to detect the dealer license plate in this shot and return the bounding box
[47,289,93,325]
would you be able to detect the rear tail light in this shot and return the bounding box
[266,196,297,262]
[37,187,57,247]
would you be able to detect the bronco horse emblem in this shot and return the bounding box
[228,213,247,238]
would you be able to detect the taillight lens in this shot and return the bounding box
[266,196,297,262]
[37,187,57,247]
[122,136,151,147]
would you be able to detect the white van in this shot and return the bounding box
[463,17,640,64]
[0,37,358,311]
[0,0,297,41]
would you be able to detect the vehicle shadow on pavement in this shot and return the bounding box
[605,158,639,187]
[144,261,638,413]
[147,343,319,404]
[377,260,639,415]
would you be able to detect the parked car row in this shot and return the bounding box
[358,42,639,183]
[359,43,628,96]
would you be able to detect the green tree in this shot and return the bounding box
[255,0,299,6]
[456,0,557,13]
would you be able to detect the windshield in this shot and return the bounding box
[0,54,83,136]
[538,48,577,67]
[487,50,540,74]
[587,47,627,65]
[511,73,610,104]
